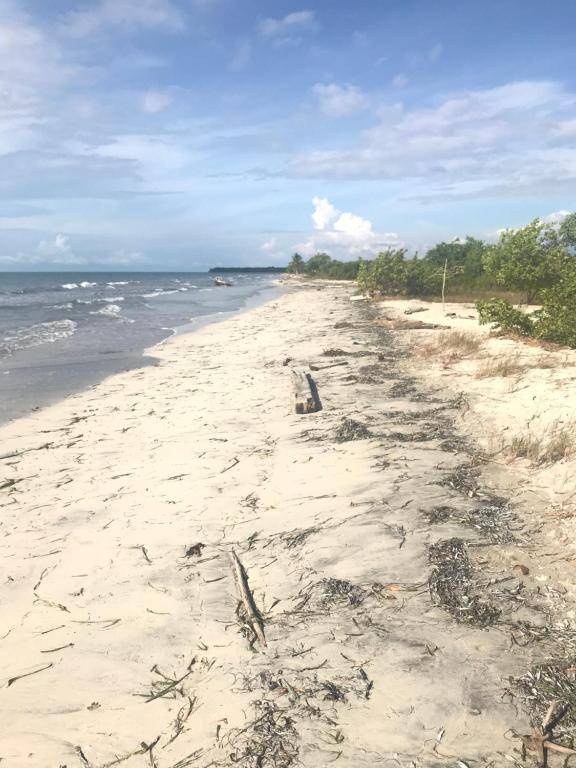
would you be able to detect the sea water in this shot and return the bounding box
[0,271,281,425]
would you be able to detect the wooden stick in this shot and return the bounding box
[230,550,267,647]
[291,370,321,414]
[442,257,448,313]
[7,662,54,687]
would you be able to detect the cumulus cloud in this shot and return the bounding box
[313,83,368,117]
[258,10,317,45]
[61,0,185,38]
[141,90,173,114]
[311,196,338,229]
[297,197,403,257]
[36,234,85,265]
[290,80,576,202]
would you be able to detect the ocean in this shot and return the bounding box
[0,271,281,425]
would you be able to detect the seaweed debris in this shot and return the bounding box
[428,538,500,627]
[335,418,373,442]
[424,503,517,544]
[225,700,299,767]
[514,660,576,731]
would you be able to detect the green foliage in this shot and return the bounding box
[559,212,576,250]
[303,252,332,275]
[365,249,408,294]
[425,237,487,280]
[483,219,569,303]
[292,217,576,349]
[476,298,534,336]
[286,253,304,274]
[533,266,576,347]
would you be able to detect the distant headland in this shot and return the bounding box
[208,266,286,273]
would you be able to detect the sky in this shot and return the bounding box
[0,0,575,271]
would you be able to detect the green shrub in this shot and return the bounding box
[476,298,534,336]
[533,269,576,347]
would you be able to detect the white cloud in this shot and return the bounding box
[297,197,402,257]
[392,73,409,89]
[261,237,277,252]
[555,119,576,138]
[0,2,74,155]
[311,196,338,230]
[61,0,185,38]
[543,210,571,224]
[93,133,189,178]
[141,90,173,114]
[290,80,576,202]
[257,10,317,46]
[313,83,367,117]
[36,234,85,265]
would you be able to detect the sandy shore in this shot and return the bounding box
[2,283,575,767]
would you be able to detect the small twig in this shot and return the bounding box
[41,642,74,653]
[221,457,240,474]
[7,662,54,687]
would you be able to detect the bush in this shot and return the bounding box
[533,269,576,347]
[482,220,569,303]
[476,298,534,336]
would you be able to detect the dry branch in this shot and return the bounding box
[231,550,267,647]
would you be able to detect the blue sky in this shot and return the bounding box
[0,0,575,270]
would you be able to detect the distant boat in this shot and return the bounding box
[213,276,233,287]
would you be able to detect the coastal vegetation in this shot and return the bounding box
[287,211,576,347]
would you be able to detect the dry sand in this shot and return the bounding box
[1,282,575,767]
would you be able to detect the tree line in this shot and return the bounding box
[287,213,576,347]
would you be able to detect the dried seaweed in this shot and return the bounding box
[225,701,299,767]
[424,504,517,544]
[316,577,367,609]
[515,660,576,731]
[389,380,418,398]
[428,538,500,627]
[439,464,481,496]
[282,526,320,549]
[335,418,373,442]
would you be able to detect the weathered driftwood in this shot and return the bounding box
[231,550,267,647]
[291,370,321,415]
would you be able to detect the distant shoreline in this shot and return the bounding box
[208,266,286,273]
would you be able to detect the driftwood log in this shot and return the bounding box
[231,550,267,647]
[291,370,322,414]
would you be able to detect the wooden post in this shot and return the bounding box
[291,370,322,414]
[442,257,448,313]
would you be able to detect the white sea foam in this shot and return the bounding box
[2,319,77,354]
[141,289,180,298]
[102,296,125,302]
[90,304,122,317]
[61,281,97,289]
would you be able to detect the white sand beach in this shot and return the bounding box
[2,282,576,767]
